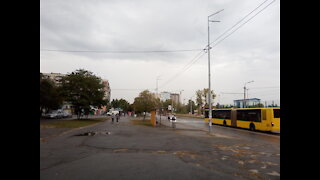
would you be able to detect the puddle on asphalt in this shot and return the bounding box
[74,131,111,136]
[175,129,235,139]
[176,130,208,137]
[74,132,97,136]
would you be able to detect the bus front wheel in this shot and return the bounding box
[249,123,255,131]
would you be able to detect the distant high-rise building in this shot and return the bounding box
[160,92,171,101]
[102,80,111,102]
[170,93,180,105]
[41,72,66,86]
[160,91,180,105]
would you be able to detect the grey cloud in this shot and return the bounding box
[41,0,279,104]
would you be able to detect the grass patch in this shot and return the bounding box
[130,119,153,127]
[40,118,109,128]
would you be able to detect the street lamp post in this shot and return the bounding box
[156,76,161,96]
[179,90,184,105]
[190,99,192,114]
[171,98,173,114]
[244,80,254,108]
[207,9,223,132]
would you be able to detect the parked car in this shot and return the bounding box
[168,115,177,122]
[43,110,64,119]
[62,111,72,118]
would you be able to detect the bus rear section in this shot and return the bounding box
[236,108,280,132]
[271,108,280,133]
[236,109,265,131]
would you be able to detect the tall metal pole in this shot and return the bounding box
[156,76,161,97]
[244,80,254,108]
[247,88,249,99]
[243,86,246,108]
[171,97,173,114]
[207,9,223,132]
[207,16,212,131]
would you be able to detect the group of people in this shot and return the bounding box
[111,113,120,123]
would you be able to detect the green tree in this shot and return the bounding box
[127,103,134,112]
[176,103,188,114]
[118,99,130,112]
[111,99,120,109]
[60,69,106,119]
[196,90,203,107]
[40,75,63,116]
[215,103,221,109]
[133,90,160,120]
[161,99,172,111]
[195,88,216,114]
[186,100,196,114]
[256,103,264,108]
[111,98,130,112]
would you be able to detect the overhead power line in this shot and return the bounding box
[41,0,276,93]
[158,50,206,89]
[250,86,280,89]
[209,0,271,47]
[158,0,275,90]
[40,48,203,54]
[111,88,150,91]
[159,0,276,89]
[210,0,276,49]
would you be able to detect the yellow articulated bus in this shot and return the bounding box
[204,108,280,133]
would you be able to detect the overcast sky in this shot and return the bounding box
[40,0,280,105]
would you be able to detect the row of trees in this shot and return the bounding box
[40,69,109,119]
[130,88,217,119]
[40,68,229,120]
[111,98,133,112]
[40,74,64,114]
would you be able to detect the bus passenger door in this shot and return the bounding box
[231,109,237,127]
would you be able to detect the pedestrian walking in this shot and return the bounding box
[111,113,115,124]
[116,113,120,123]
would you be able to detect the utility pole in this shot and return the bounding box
[247,88,249,99]
[171,95,174,114]
[156,76,161,97]
[207,9,223,132]
[189,94,195,114]
[243,86,246,108]
[244,80,254,108]
[179,90,184,104]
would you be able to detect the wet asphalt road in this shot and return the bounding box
[41,115,280,180]
[157,115,280,145]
